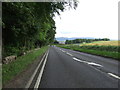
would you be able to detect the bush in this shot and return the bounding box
[3,46,20,58]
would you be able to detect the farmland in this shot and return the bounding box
[80,41,119,46]
[57,41,120,60]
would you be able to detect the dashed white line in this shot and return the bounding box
[108,73,120,80]
[73,57,103,67]
[73,57,120,80]
[59,49,73,56]
[73,57,88,63]
[87,62,103,67]
[66,52,73,56]
[62,50,65,52]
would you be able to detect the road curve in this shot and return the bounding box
[39,46,119,88]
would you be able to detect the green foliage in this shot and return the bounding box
[3,46,19,57]
[65,38,110,44]
[2,2,78,58]
[3,46,48,85]
[54,40,59,44]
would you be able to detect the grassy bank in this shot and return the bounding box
[3,46,49,85]
[57,44,120,60]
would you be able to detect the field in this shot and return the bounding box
[57,41,120,60]
[80,41,119,46]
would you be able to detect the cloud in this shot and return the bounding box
[54,0,118,40]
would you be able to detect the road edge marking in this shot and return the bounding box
[25,51,47,88]
[108,73,120,80]
[34,50,49,88]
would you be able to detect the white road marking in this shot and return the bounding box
[108,73,120,80]
[25,51,47,88]
[73,57,88,63]
[62,50,65,52]
[87,62,103,67]
[66,52,73,56]
[34,50,49,88]
[73,57,103,67]
[61,50,65,52]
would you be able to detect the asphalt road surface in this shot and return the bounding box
[39,46,119,88]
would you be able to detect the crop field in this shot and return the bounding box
[80,41,119,46]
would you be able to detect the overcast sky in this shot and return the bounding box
[54,0,119,40]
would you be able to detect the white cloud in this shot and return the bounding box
[54,0,119,40]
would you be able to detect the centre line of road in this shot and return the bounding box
[73,57,103,67]
[87,62,103,67]
[66,52,73,56]
[34,50,49,89]
[73,57,89,63]
[61,50,65,52]
[62,50,66,52]
[108,73,120,80]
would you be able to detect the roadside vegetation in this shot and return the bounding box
[2,2,78,58]
[2,2,78,85]
[57,41,120,60]
[65,38,110,44]
[3,46,48,85]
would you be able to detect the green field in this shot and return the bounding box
[2,46,48,85]
[57,41,120,60]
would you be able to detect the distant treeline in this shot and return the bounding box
[65,38,110,44]
[2,2,78,57]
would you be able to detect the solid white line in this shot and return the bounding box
[108,73,120,79]
[25,52,47,88]
[34,50,49,88]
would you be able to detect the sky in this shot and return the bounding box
[54,0,119,40]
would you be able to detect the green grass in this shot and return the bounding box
[2,46,49,85]
[57,45,119,60]
[78,45,119,52]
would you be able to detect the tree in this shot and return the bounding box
[54,40,59,44]
[2,1,78,57]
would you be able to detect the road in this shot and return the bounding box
[37,46,119,88]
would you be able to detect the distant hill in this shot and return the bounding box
[55,37,95,41]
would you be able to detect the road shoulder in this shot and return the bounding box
[3,52,46,88]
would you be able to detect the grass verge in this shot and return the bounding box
[2,46,49,85]
[57,45,119,60]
